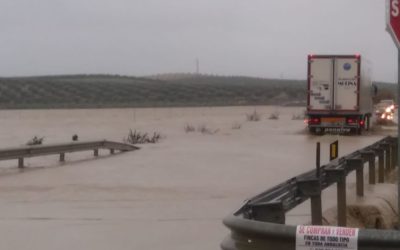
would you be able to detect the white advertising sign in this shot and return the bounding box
[296,225,359,250]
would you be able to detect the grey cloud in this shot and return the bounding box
[0,0,397,82]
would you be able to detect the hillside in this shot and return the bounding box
[0,74,394,109]
[0,74,306,109]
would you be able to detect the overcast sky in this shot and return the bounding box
[0,0,397,82]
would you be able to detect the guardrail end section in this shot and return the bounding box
[247,201,285,224]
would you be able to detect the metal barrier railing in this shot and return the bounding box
[221,136,400,250]
[0,140,139,168]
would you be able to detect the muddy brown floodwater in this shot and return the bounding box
[0,106,395,249]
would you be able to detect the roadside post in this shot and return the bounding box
[386,0,400,227]
[316,142,320,178]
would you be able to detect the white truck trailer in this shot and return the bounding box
[306,55,374,134]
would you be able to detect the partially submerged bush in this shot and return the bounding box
[197,124,219,134]
[246,110,261,121]
[269,112,280,120]
[26,136,44,146]
[231,122,242,129]
[184,123,219,134]
[124,129,162,144]
[184,124,196,133]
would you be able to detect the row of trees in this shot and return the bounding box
[0,75,393,109]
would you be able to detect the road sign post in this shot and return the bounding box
[398,47,400,228]
[386,0,400,228]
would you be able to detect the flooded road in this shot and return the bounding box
[0,106,394,249]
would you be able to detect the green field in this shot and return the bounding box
[0,74,394,109]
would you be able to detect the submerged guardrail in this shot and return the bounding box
[0,140,139,168]
[221,136,400,250]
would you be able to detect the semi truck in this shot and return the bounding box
[306,54,374,134]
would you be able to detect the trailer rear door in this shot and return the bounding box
[308,58,333,111]
[334,57,360,111]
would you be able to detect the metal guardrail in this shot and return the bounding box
[0,140,139,168]
[221,136,400,250]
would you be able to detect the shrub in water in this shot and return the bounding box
[246,110,261,121]
[124,129,162,144]
[184,124,196,133]
[26,136,44,146]
[269,112,280,120]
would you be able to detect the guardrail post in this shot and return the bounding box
[346,158,364,197]
[297,179,322,225]
[382,143,391,173]
[393,143,398,168]
[59,153,65,162]
[18,158,24,168]
[326,168,347,227]
[375,148,385,183]
[361,151,376,185]
[94,149,99,157]
[110,149,115,154]
[390,142,396,169]
[248,201,285,224]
